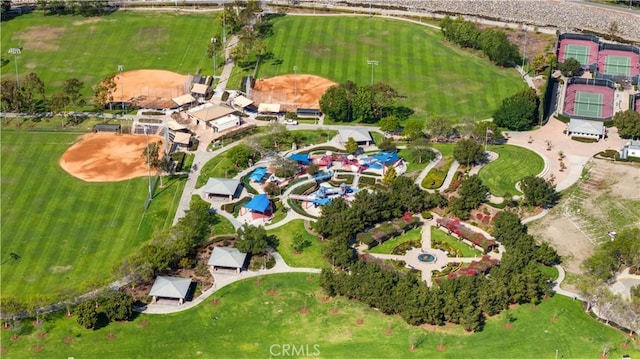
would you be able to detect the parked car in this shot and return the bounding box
[284,119,298,125]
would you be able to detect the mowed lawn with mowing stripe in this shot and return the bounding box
[0,11,218,101]
[258,16,525,121]
[478,144,545,197]
[1,273,636,358]
[0,131,185,301]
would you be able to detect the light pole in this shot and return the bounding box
[293,65,298,109]
[367,60,378,85]
[118,64,125,113]
[211,37,217,79]
[8,48,21,87]
[143,125,152,205]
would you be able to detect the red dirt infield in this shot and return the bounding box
[112,69,188,109]
[59,133,163,182]
[252,74,336,112]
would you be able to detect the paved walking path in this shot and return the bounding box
[141,252,320,314]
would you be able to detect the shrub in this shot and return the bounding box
[255,116,277,122]
[571,136,598,143]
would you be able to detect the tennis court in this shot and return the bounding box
[604,55,631,76]
[563,44,590,65]
[574,92,603,118]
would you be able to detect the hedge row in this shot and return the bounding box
[357,216,421,249]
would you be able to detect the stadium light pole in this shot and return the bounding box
[293,65,298,109]
[118,64,125,113]
[211,37,217,79]
[144,125,153,205]
[367,60,378,85]
[8,48,21,88]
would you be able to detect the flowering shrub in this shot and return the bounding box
[446,256,498,280]
[436,218,496,252]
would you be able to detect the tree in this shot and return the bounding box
[559,57,581,77]
[352,85,375,123]
[531,54,547,75]
[613,109,640,139]
[48,91,70,114]
[344,137,359,154]
[291,233,312,253]
[235,224,276,255]
[493,88,539,131]
[76,301,98,329]
[271,156,299,178]
[402,119,425,141]
[478,28,521,67]
[382,166,397,186]
[319,85,351,121]
[453,138,485,166]
[22,73,46,113]
[520,175,559,208]
[424,117,453,141]
[378,115,400,134]
[408,138,436,164]
[0,79,26,112]
[103,291,134,322]
[62,78,84,107]
[142,141,163,170]
[94,75,116,111]
[450,174,488,219]
[264,181,281,196]
[470,122,502,144]
[306,164,319,176]
[377,138,397,152]
[370,82,399,119]
[226,145,256,168]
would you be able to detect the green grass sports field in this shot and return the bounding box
[0,11,219,101]
[479,144,545,197]
[0,131,185,302]
[1,273,636,358]
[257,16,525,121]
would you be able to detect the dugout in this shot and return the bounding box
[296,108,322,118]
[93,124,121,134]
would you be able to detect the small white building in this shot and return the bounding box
[338,128,373,145]
[619,140,640,159]
[567,119,605,140]
[209,114,240,133]
[208,247,247,273]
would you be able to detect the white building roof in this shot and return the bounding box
[233,95,253,108]
[172,94,196,106]
[191,83,209,95]
[173,131,191,145]
[568,119,605,136]
[188,103,235,122]
[339,128,372,143]
[149,276,191,300]
[201,177,240,196]
[167,119,187,131]
[210,114,239,130]
[207,247,247,268]
[258,103,281,113]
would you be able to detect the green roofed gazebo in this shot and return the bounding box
[149,276,192,305]
[208,247,248,273]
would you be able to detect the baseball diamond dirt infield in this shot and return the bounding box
[112,69,190,109]
[59,133,163,182]
[251,74,336,112]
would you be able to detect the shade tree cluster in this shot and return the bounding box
[613,109,640,139]
[36,0,113,16]
[319,81,403,123]
[321,210,557,331]
[493,88,540,131]
[440,16,521,67]
[317,177,447,267]
[118,198,218,283]
[76,290,135,329]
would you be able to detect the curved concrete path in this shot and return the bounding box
[141,252,320,314]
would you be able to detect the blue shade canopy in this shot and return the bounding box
[243,194,270,213]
